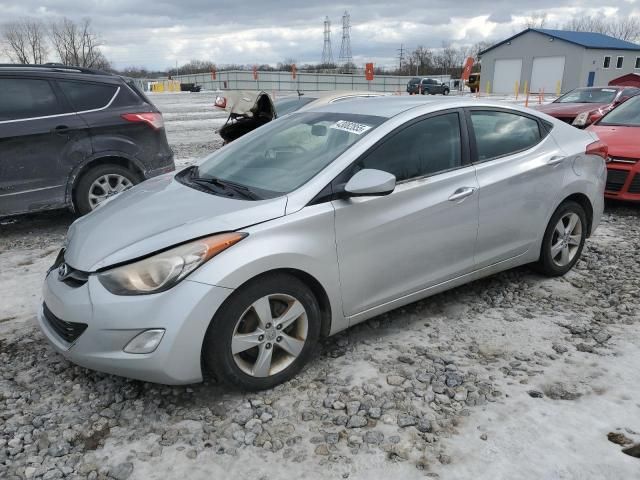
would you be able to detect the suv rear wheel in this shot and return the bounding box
[74,164,140,215]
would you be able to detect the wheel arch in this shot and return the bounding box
[66,153,145,208]
[223,268,334,339]
[559,192,594,237]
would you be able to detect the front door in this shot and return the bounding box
[587,71,596,87]
[332,111,479,317]
[0,76,89,216]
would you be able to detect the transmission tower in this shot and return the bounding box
[338,11,353,70]
[321,16,334,65]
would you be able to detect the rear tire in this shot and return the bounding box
[203,273,321,391]
[74,164,140,215]
[534,201,587,277]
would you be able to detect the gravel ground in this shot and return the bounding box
[1,92,639,479]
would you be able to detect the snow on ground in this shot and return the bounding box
[0,91,638,480]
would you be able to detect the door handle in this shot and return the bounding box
[547,155,566,166]
[52,125,72,135]
[448,187,476,202]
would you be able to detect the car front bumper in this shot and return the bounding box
[38,270,233,385]
[605,162,640,202]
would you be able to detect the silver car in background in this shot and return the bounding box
[39,97,607,390]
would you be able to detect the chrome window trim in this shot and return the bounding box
[0,86,120,125]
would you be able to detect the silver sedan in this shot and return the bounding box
[39,97,607,390]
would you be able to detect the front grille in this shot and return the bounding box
[43,303,87,343]
[606,169,628,192]
[629,174,640,194]
[610,157,638,165]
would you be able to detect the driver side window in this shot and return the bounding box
[356,112,462,182]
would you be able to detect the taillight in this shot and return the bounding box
[586,140,608,161]
[121,112,164,130]
[214,96,227,109]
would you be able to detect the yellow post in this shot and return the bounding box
[556,80,561,96]
[524,81,529,107]
[515,81,519,100]
[485,81,490,94]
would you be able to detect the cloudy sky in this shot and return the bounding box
[0,1,638,69]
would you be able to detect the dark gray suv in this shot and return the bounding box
[0,64,174,216]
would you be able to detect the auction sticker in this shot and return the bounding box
[330,120,372,135]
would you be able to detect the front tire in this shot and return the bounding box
[535,201,587,277]
[203,273,321,391]
[74,164,140,215]
[443,89,450,95]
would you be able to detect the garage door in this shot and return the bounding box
[493,59,522,94]
[530,56,565,94]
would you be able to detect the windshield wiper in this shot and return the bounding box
[188,168,262,200]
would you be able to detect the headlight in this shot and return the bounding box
[572,111,590,126]
[97,232,247,295]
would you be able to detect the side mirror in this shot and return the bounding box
[344,169,396,197]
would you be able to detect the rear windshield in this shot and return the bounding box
[598,95,640,126]
[555,88,618,104]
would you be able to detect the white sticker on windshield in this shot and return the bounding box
[330,120,373,135]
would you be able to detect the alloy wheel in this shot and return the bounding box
[88,174,133,209]
[550,212,582,267]
[231,293,308,378]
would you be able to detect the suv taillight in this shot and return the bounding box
[586,140,608,161]
[121,112,164,130]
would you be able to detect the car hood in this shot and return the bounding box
[587,124,640,158]
[64,173,288,271]
[535,102,607,116]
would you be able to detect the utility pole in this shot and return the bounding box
[321,16,334,66]
[397,44,405,74]
[338,11,353,72]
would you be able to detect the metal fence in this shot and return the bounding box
[138,70,453,93]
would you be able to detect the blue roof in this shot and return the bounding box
[480,28,640,55]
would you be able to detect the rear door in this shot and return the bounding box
[332,110,479,317]
[56,79,158,162]
[0,76,89,216]
[467,108,567,269]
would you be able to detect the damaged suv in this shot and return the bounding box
[0,64,174,217]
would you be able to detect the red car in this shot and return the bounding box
[536,86,639,128]
[588,95,640,202]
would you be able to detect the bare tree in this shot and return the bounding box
[1,19,49,63]
[49,17,110,69]
[562,15,640,42]
[524,12,547,29]
[609,17,640,42]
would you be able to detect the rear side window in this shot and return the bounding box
[358,112,462,182]
[470,111,541,161]
[0,78,62,121]
[57,80,117,111]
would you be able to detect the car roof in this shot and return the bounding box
[0,64,121,83]
[306,96,519,118]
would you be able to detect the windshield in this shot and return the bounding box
[193,112,385,197]
[274,96,316,116]
[555,88,618,104]
[409,78,420,84]
[598,95,640,126]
